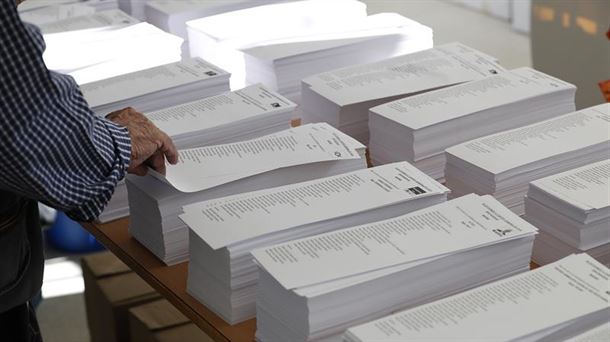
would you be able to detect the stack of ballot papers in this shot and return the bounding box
[183,162,449,324]
[126,123,368,265]
[301,42,504,143]
[43,22,183,84]
[445,103,610,215]
[525,160,610,266]
[19,2,96,26]
[186,0,368,90]
[19,0,117,14]
[37,9,138,34]
[344,254,610,342]
[240,13,433,102]
[368,67,576,180]
[254,194,537,341]
[97,83,295,223]
[148,83,297,149]
[145,0,284,40]
[81,57,230,116]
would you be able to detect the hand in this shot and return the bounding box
[106,107,178,176]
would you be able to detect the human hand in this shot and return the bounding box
[106,107,178,176]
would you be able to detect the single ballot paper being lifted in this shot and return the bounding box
[154,123,365,193]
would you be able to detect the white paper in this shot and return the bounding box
[254,194,537,289]
[39,9,137,34]
[182,162,448,249]
[20,3,96,26]
[530,160,610,211]
[446,104,610,175]
[346,254,610,341]
[303,42,505,106]
[157,123,364,192]
[81,57,225,108]
[147,84,295,137]
[373,67,575,130]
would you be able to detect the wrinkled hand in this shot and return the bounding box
[106,107,178,176]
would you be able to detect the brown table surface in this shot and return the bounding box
[83,218,540,342]
[82,218,256,342]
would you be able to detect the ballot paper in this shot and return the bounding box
[148,83,297,148]
[345,254,610,342]
[368,67,576,180]
[18,0,117,13]
[301,42,505,143]
[81,57,230,116]
[187,0,372,90]
[19,3,96,26]
[445,103,610,215]
[98,84,295,223]
[38,9,138,34]
[526,160,610,265]
[566,322,610,342]
[43,22,183,84]
[254,194,537,341]
[183,161,449,324]
[127,123,367,265]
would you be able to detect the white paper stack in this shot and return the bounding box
[43,22,183,84]
[117,0,149,20]
[345,254,610,342]
[37,9,138,34]
[254,194,537,341]
[186,0,368,90]
[81,57,230,116]
[19,3,96,26]
[241,13,433,102]
[368,67,576,180]
[445,103,610,216]
[301,42,504,144]
[525,160,610,266]
[126,123,367,265]
[145,0,284,40]
[97,83,295,223]
[183,161,449,324]
[19,0,117,14]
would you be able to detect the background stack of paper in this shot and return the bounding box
[19,0,118,14]
[117,0,149,20]
[38,9,138,34]
[445,103,610,215]
[345,254,610,342]
[97,83,295,223]
[301,42,504,143]
[126,124,367,265]
[145,0,283,40]
[525,160,610,266]
[566,323,610,342]
[368,68,576,180]
[187,0,368,91]
[240,13,433,102]
[43,22,183,84]
[81,57,230,116]
[182,162,449,324]
[254,194,537,341]
[19,2,97,26]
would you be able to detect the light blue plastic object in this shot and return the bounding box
[46,212,104,253]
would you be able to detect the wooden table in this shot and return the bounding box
[83,218,539,342]
[82,218,256,342]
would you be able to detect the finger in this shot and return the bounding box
[146,152,166,175]
[128,164,148,176]
[158,132,179,165]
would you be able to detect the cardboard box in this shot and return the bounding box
[130,299,214,342]
[82,251,161,342]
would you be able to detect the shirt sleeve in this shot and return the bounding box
[0,0,132,222]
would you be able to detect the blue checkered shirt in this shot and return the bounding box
[0,0,131,221]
